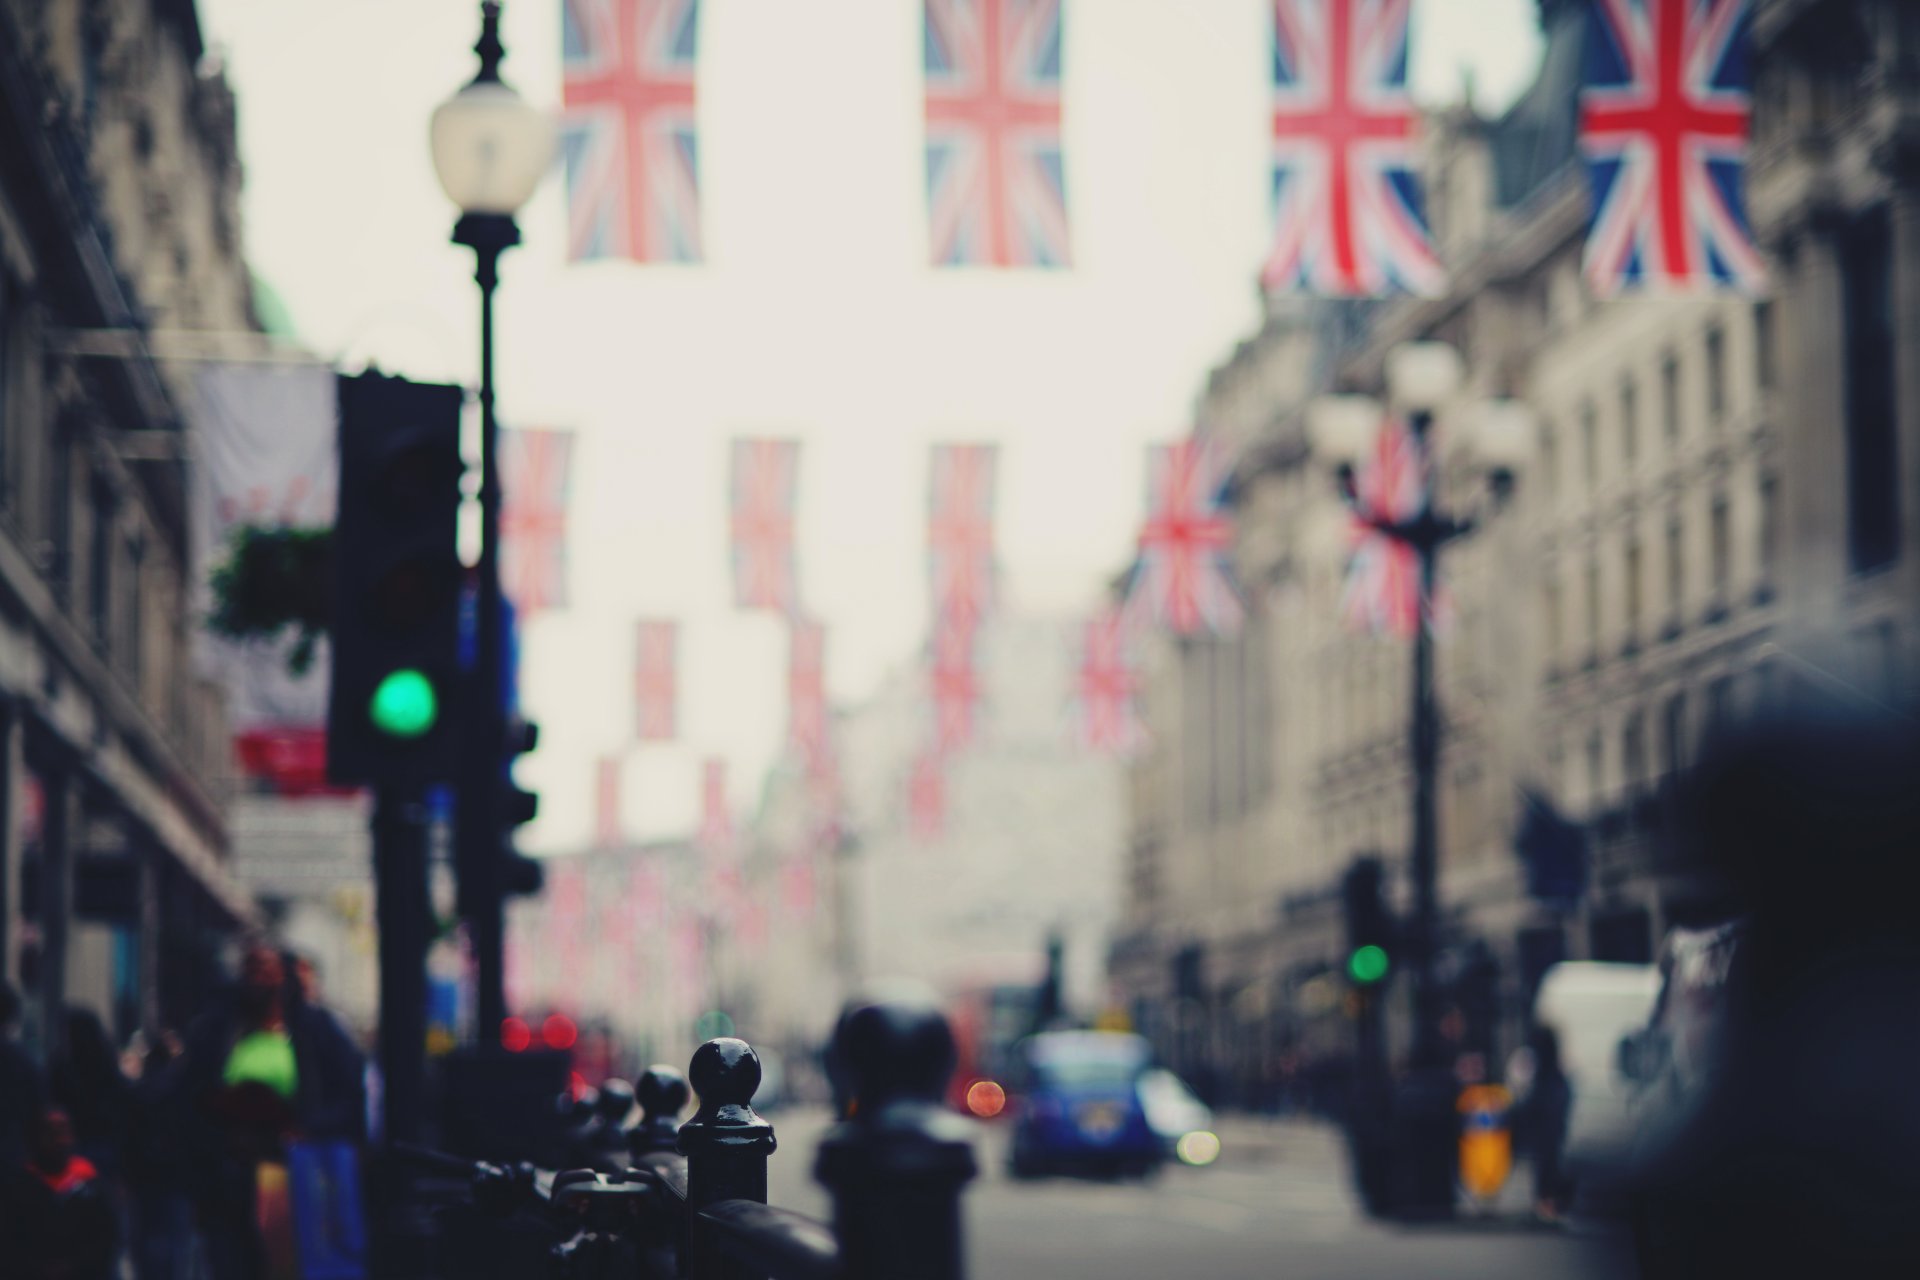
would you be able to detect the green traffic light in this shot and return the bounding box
[369,669,438,739]
[1348,944,1390,985]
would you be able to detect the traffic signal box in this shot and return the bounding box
[500,716,544,898]
[1343,857,1394,987]
[328,372,465,787]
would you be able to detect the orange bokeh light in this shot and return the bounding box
[965,1079,1007,1118]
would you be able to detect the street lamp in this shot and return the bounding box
[431,0,556,1039]
[1306,344,1530,1069]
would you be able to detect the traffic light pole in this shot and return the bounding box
[454,209,520,1043]
[373,788,431,1143]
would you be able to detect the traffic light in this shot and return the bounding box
[501,715,543,898]
[1342,857,1394,987]
[328,372,465,786]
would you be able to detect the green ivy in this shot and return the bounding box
[206,525,332,676]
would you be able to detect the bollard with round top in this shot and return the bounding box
[815,995,977,1280]
[631,1064,691,1157]
[678,1038,778,1280]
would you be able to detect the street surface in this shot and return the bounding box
[764,1108,1635,1280]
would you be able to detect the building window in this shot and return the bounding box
[1704,324,1727,429]
[1581,399,1599,491]
[1624,537,1643,646]
[1620,375,1639,466]
[1585,553,1602,663]
[1754,299,1776,393]
[1707,675,1735,738]
[1710,492,1731,610]
[1665,515,1684,628]
[1840,209,1901,572]
[1758,471,1779,597]
[1586,730,1605,811]
[90,480,114,651]
[1544,577,1563,670]
[1662,693,1687,775]
[1623,710,1648,798]
[1662,351,1682,442]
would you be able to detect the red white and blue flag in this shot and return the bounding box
[730,439,800,614]
[561,0,703,263]
[928,444,997,632]
[1262,0,1442,297]
[924,0,1070,267]
[634,619,678,741]
[1071,608,1143,754]
[1342,415,1427,636]
[500,428,575,614]
[929,620,983,753]
[788,619,830,770]
[1131,438,1240,636]
[1580,0,1763,294]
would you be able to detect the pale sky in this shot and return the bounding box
[197,0,1543,851]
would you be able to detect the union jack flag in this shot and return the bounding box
[928,444,997,631]
[1342,415,1427,636]
[595,756,622,848]
[1580,0,1763,294]
[697,757,733,853]
[1071,608,1143,754]
[561,0,702,263]
[730,439,800,614]
[924,0,1069,267]
[1131,438,1241,636]
[1262,0,1442,297]
[929,620,983,753]
[500,428,575,614]
[634,619,678,740]
[907,750,945,841]
[788,619,830,769]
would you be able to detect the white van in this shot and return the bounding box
[1530,961,1661,1177]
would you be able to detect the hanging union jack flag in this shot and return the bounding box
[1131,438,1240,636]
[924,0,1070,267]
[562,0,702,263]
[907,750,946,841]
[634,619,678,741]
[1262,0,1443,298]
[730,439,800,614]
[928,444,997,632]
[789,619,830,770]
[1581,0,1763,294]
[1071,608,1143,754]
[928,620,983,753]
[1342,415,1427,636]
[500,428,575,614]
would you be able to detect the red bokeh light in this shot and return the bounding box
[500,1017,532,1053]
[543,1012,579,1051]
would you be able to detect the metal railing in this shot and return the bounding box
[403,994,976,1280]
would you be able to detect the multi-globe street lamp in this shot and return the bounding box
[1307,344,1531,1072]
[430,0,556,1038]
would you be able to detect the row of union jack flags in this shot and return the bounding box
[561,0,1760,294]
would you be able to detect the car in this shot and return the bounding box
[1620,922,1744,1140]
[1006,1031,1162,1179]
[1135,1068,1220,1165]
[1530,961,1662,1182]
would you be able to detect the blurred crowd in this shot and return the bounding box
[1,943,366,1280]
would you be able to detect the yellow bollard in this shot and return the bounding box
[1456,1084,1514,1204]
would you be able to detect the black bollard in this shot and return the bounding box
[815,997,977,1280]
[678,1039,777,1280]
[632,1064,692,1157]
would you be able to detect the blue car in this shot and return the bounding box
[1007,1031,1163,1179]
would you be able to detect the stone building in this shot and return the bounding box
[1,0,258,1057]
[1110,0,1915,1103]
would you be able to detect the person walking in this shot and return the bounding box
[2,1105,120,1280]
[128,1030,199,1280]
[1521,1024,1573,1223]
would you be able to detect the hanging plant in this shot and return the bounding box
[206,524,333,676]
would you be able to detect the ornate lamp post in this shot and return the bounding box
[1307,345,1531,1069]
[430,0,556,1038]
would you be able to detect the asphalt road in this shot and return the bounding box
[763,1108,1637,1280]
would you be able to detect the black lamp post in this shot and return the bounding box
[430,0,555,1039]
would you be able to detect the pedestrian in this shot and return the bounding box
[128,1030,200,1280]
[2,1105,120,1280]
[51,1006,134,1188]
[1520,1024,1573,1223]
[183,941,368,1280]
[1,980,48,1171]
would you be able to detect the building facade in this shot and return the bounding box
[0,0,257,1057]
[1110,0,1918,1105]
